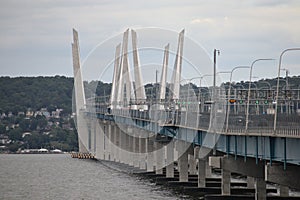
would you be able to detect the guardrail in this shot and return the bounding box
[86,102,300,138]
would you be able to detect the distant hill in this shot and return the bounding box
[1,75,299,115]
[0,76,113,115]
[0,76,74,114]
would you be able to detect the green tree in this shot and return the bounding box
[23,132,50,149]
[8,128,23,141]
[19,118,30,131]
[7,143,20,152]
[0,124,6,134]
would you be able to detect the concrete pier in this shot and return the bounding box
[178,151,188,182]
[188,153,197,175]
[166,140,175,178]
[146,136,154,172]
[154,141,165,174]
[127,128,134,166]
[107,124,112,161]
[114,125,120,162]
[209,155,268,200]
[255,178,266,200]
[139,133,147,170]
[198,158,206,187]
[247,176,255,189]
[279,185,289,197]
[221,169,231,195]
[132,131,140,168]
[96,121,104,160]
[176,140,190,182]
[265,163,300,191]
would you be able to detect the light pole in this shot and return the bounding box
[225,66,250,133]
[245,59,275,131]
[213,49,220,89]
[212,49,220,156]
[274,48,300,132]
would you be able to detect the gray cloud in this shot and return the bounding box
[0,0,299,82]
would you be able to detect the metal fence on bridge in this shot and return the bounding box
[86,86,300,138]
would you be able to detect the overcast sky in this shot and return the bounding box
[1,0,300,83]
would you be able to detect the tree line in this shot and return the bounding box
[0,76,112,153]
[0,76,112,115]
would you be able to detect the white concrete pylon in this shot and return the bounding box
[71,28,88,153]
[170,29,185,100]
[117,29,134,107]
[131,29,146,102]
[72,29,86,113]
[110,43,121,108]
[159,44,169,101]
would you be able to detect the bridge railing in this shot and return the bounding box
[85,88,300,138]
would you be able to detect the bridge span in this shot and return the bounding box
[72,28,300,199]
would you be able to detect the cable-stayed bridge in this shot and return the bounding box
[72,28,300,200]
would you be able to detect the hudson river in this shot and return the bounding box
[0,154,186,200]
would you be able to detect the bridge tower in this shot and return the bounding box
[131,30,147,108]
[170,29,184,101]
[159,44,169,104]
[110,43,121,109]
[116,29,135,107]
[71,29,89,153]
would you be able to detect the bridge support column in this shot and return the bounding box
[133,131,140,168]
[247,176,255,189]
[107,124,112,161]
[146,136,154,172]
[127,129,133,166]
[120,128,126,164]
[195,147,212,187]
[166,140,174,178]
[96,121,104,160]
[279,185,289,197]
[265,163,300,191]
[110,124,115,161]
[188,151,197,175]
[255,178,266,200]
[155,141,164,174]
[206,160,212,178]
[209,155,267,199]
[90,120,96,156]
[116,125,121,163]
[118,127,123,163]
[176,140,190,182]
[139,131,147,170]
[179,150,188,182]
[222,169,231,195]
[198,158,206,187]
[104,124,110,160]
[113,125,120,162]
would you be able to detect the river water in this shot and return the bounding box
[0,154,189,200]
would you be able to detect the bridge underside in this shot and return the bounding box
[80,114,300,198]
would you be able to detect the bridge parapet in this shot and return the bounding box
[87,101,300,138]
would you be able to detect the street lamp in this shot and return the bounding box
[274,48,300,132]
[213,49,220,88]
[245,59,275,131]
[225,66,250,133]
